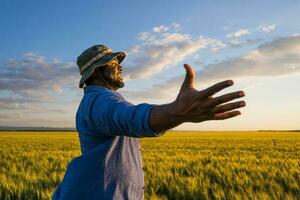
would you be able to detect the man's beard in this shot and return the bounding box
[103,73,124,89]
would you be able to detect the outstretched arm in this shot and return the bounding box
[149,64,246,133]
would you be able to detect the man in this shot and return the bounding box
[52,45,246,200]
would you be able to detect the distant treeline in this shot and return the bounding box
[0,126,299,132]
[258,130,300,132]
[0,126,75,132]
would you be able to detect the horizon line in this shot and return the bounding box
[0,126,299,132]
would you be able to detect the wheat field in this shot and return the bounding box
[0,131,299,200]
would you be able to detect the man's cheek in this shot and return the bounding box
[105,72,114,80]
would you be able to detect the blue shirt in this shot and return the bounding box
[52,86,163,200]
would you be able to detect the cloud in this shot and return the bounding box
[153,25,169,33]
[171,23,181,30]
[227,38,263,48]
[126,45,141,55]
[124,23,226,80]
[0,53,79,101]
[257,24,276,33]
[152,23,180,33]
[123,35,300,100]
[225,25,276,47]
[226,29,250,38]
[0,97,42,110]
[199,36,300,81]
[0,53,82,126]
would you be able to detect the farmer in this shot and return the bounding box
[52,45,246,200]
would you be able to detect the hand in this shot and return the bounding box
[172,64,246,123]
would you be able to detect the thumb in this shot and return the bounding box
[181,64,195,90]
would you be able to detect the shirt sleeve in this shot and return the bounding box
[91,91,164,137]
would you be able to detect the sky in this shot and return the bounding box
[0,0,300,130]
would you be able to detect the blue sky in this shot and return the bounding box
[1,1,300,130]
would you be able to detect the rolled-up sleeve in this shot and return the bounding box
[91,92,163,137]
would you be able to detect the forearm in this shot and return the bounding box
[149,102,184,133]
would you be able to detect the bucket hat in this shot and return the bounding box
[77,45,126,88]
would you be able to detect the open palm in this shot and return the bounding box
[173,64,246,123]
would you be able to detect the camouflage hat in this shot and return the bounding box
[77,45,126,88]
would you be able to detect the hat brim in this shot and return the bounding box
[79,52,126,88]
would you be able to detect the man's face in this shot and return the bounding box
[101,58,124,90]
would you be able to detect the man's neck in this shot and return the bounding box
[88,81,117,91]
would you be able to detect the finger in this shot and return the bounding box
[181,64,195,90]
[211,110,241,120]
[199,80,234,98]
[206,91,245,107]
[211,101,246,114]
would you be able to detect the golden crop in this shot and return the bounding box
[0,131,299,200]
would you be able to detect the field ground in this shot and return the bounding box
[0,131,299,200]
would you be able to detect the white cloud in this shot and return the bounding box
[153,25,169,33]
[123,35,300,100]
[257,24,276,33]
[226,29,250,38]
[227,38,263,48]
[0,53,79,100]
[0,53,81,126]
[124,23,226,80]
[211,40,227,52]
[138,32,152,41]
[199,35,300,80]
[171,23,181,31]
[125,45,141,55]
